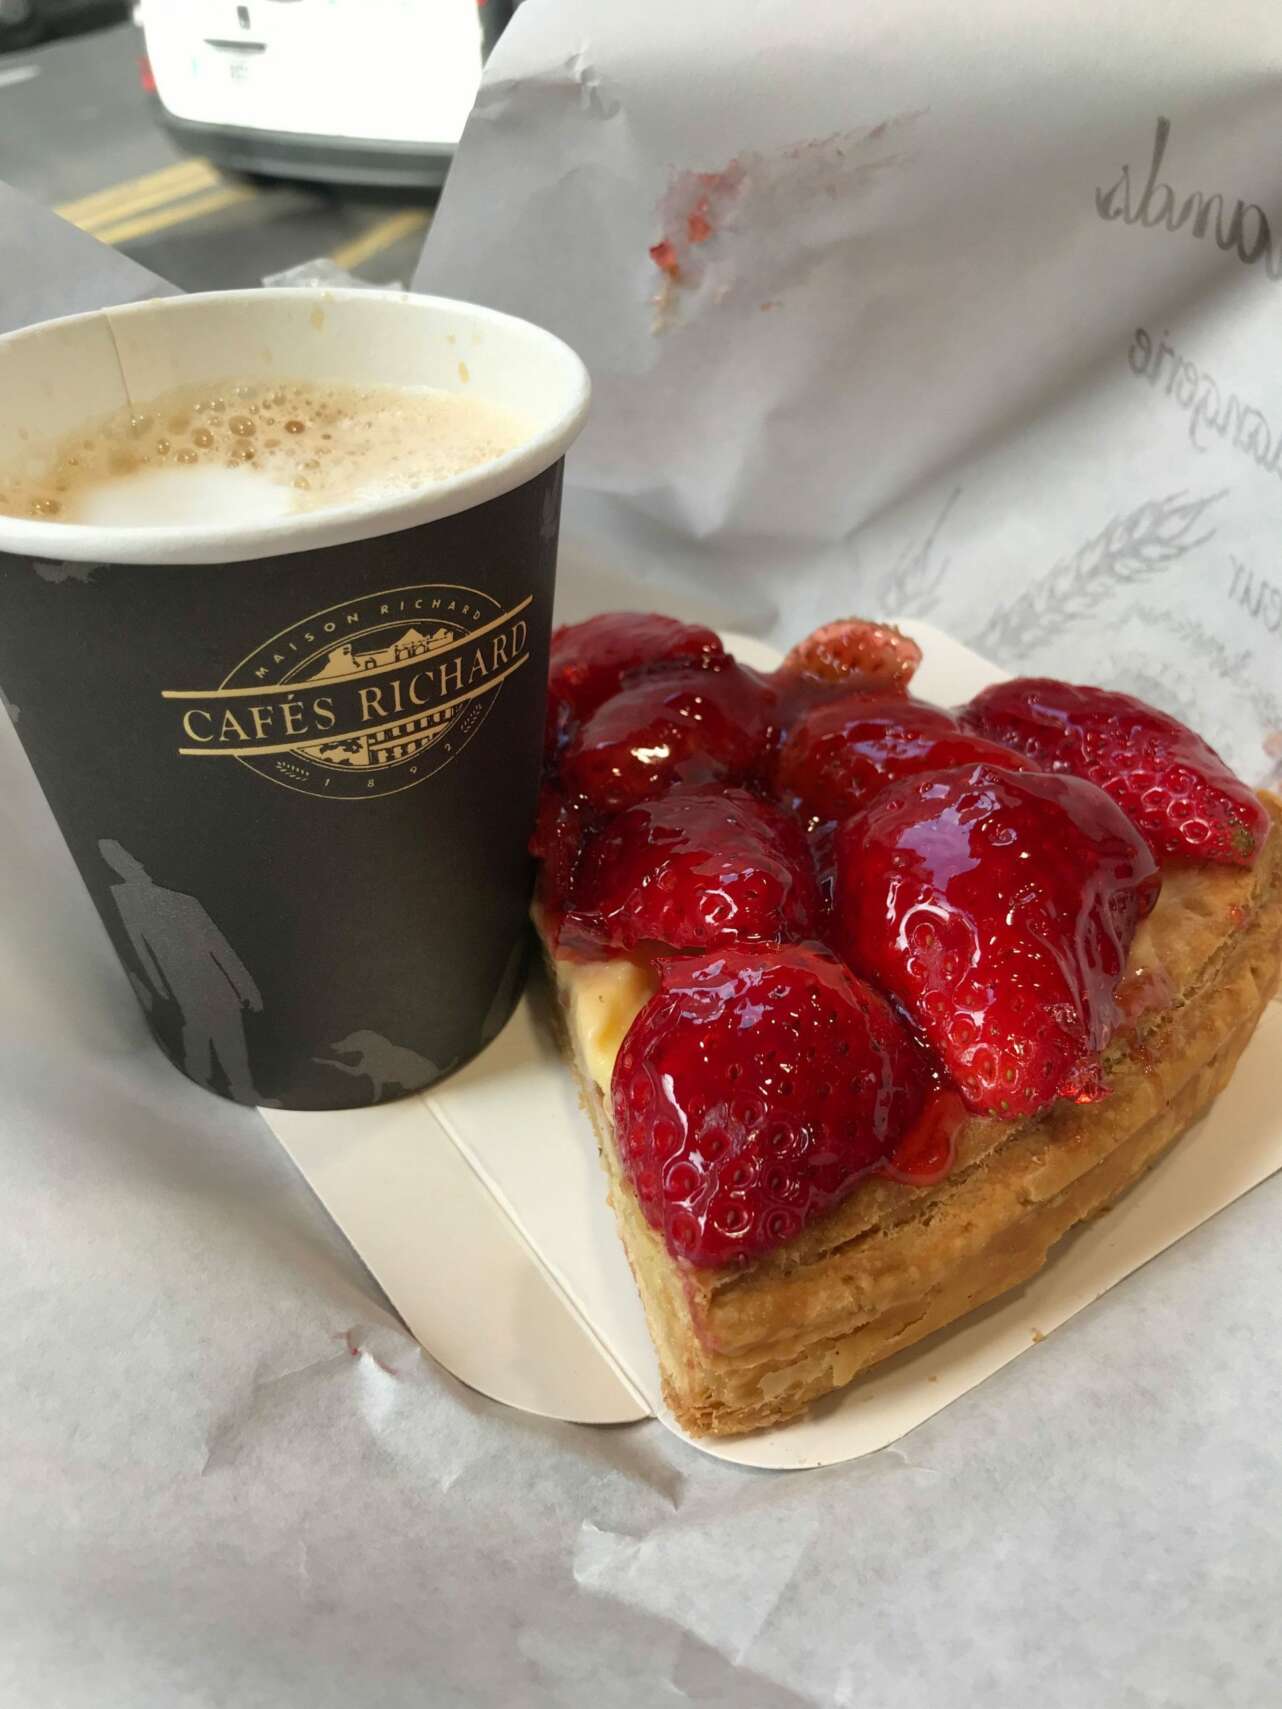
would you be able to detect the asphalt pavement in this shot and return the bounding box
[0,15,435,294]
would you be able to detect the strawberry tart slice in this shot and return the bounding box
[532,615,1282,1436]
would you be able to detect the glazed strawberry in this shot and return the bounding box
[562,660,777,812]
[529,784,588,920]
[807,817,840,920]
[611,946,929,1266]
[962,679,1270,867]
[834,764,1160,1118]
[545,612,724,752]
[774,695,1031,825]
[778,618,922,694]
[562,786,821,954]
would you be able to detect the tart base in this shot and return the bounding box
[545,796,1282,1438]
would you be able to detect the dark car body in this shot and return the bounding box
[0,0,125,52]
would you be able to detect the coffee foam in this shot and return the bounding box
[0,378,530,527]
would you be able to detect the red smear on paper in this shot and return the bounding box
[648,164,744,291]
[649,239,680,279]
[687,198,712,244]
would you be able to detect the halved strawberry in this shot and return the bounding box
[774,694,1031,825]
[961,679,1270,867]
[834,764,1160,1118]
[778,618,922,694]
[611,945,930,1266]
[545,612,724,754]
[562,785,820,954]
[562,660,777,812]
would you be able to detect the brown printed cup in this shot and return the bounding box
[0,288,589,1109]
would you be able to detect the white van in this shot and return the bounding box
[135,0,517,189]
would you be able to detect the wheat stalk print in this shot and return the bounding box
[1124,602,1257,705]
[877,486,961,619]
[975,488,1227,660]
[1123,598,1282,783]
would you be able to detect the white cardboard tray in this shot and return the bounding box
[264,621,1282,1468]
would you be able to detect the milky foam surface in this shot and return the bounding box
[0,378,530,528]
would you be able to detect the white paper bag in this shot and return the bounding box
[417,0,1282,781]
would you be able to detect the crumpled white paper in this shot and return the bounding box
[4,3,1282,1703]
[418,0,1282,784]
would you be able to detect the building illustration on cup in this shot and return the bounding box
[303,622,458,770]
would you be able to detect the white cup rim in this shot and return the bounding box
[0,288,590,567]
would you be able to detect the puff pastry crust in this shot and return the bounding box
[543,795,1282,1437]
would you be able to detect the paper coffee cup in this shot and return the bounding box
[0,288,589,1110]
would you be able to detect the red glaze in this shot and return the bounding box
[882,1087,969,1185]
[562,785,821,955]
[529,784,589,927]
[806,818,841,928]
[546,612,724,753]
[834,764,1160,1118]
[611,945,930,1267]
[962,678,1270,867]
[774,694,1032,826]
[562,660,777,812]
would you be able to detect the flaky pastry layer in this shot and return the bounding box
[544,795,1282,1436]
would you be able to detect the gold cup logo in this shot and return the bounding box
[164,583,530,799]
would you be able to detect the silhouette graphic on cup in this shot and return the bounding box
[99,838,265,1103]
[314,1030,444,1100]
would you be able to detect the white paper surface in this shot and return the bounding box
[6,3,1282,1701]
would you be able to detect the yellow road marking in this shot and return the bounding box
[93,183,258,247]
[329,208,431,273]
[60,164,226,235]
[55,158,216,225]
